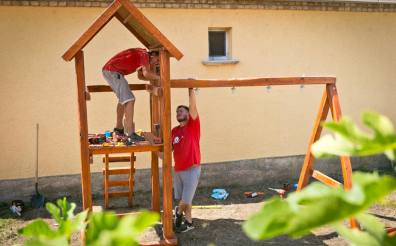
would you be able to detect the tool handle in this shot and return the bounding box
[35,123,39,184]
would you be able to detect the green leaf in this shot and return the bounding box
[85,211,119,244]
[85,211,159,246]
[312,112,396,164]
[335,213,396,246]
[18,220,58,239]
[45,203,62,225]
[242,172,396,240]
[24,237,69,246]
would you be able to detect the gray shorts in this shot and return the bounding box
[102,70,135,105]
[173,166,201,205]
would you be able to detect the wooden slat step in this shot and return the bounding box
[108,180,129,187]
[108,191,130,198]
[102,156,136,163]
[102,167,133,175]
[312,170,341,188]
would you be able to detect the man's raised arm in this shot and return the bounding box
[189,88,198,119]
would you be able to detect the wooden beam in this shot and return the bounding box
[312,170,341,188]
[119,0,183,60]
[171,77,335,88]
[89,144,162,155]
[297,88,330,192]
[62,0,122,61]
[159,49,175,240]
[75,51,92,210]
[102,156,136,163]
[150,78,161,213]
[104,154,109,208]
[87,84,147,93]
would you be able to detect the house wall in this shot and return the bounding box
[1,6,396,179]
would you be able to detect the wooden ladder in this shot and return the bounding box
[102,153,136,208]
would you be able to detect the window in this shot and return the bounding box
[204,28,239,65]
[209,30,227,59]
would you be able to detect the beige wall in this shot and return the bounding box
[1,6,396,179]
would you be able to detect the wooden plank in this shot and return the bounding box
[171,77,335,88]
[297,88,330,192]
[102,156,136,163]
[102,166,131,175]
[90,143,163,155]
[62,0,122,61]
[87,84,147,93]
[119,0,183,60]
[312,170,341,188]
[128,153,135,207]
[109,191,130,198]
[104,154,109,208]
[159,49,175,240]
[75,51,92,211]
[108,180,129,187]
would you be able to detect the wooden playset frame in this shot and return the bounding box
[62,0,355,244]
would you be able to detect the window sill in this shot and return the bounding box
[202,58,240,65]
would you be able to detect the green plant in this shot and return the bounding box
[312,112,396,166]
[18,198,159,246]
[19,197,87,246]
[243,112,396,245]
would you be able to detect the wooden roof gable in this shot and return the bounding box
[62,0,183,61]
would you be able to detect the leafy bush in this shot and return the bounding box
[18,198,159,246]
[243,112,396,245]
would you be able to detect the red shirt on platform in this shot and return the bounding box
[102,48,149,75]
[172,115,201,172]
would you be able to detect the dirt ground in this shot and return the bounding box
[1,183,395,246]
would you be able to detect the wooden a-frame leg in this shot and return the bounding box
[326,84,358,228]
[75,50,92,211]
[297,87,330,191]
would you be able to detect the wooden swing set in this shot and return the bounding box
[62,0,355,244]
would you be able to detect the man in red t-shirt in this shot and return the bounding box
[172,88,201,233]
[102,48,160,144]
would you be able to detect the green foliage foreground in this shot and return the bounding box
[18,198,159,246]
[243,112,396,245]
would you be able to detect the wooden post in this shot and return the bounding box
[327,83,358,229]
[297,87,330,191]
[326,84,353,190]
[159,49,175,240]
[150,79,160,212]
[104,154,109,208]
[74,50,92,210]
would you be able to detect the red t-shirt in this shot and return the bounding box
[102,48,149,75]
[172,115,201,172]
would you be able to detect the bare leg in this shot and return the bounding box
[116,103,124,129]
[185,205,192,223]
[124,100,135,135]
[178,201,192,223]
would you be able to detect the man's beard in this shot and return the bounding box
[177,116,187,123]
